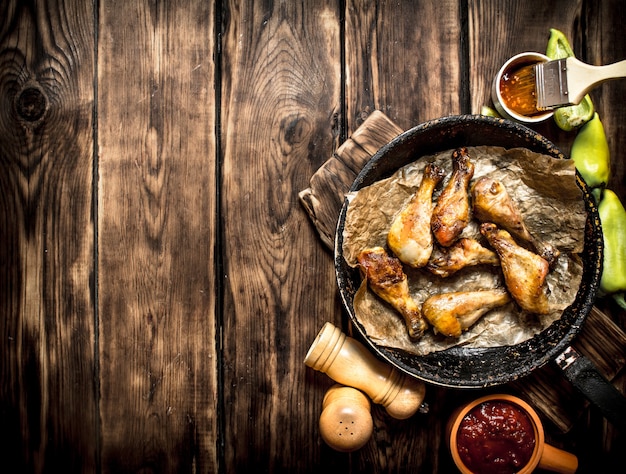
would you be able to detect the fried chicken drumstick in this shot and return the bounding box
[357,247,428,340]
[480,223,551,314]
[387,163,446,268]
[422,288,511,337]
[431,147,475,247]
[426,237,500,278]
[472,176,560,267]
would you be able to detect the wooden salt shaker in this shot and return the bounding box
[304,322,426,419]
[319,384,373,452]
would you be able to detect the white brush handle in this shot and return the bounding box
[567,56,626,103]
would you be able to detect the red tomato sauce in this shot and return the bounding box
[457,400,536,474]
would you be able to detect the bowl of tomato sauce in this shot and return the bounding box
[447,394,577,474]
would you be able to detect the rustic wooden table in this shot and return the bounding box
[1,1,625,472]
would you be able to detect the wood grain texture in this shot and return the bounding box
[298,110,450,471]
[0,1,97,472]
[468,0,583,151]
[97,1,218,472]
[343,4,465,468]
[220,1,343,472]
[469,0,626,204]
[1,0,625,472]
[579,2,626,470]
[585,0,626,217]
[345,0,464,133]
[299,110,403,249]
[468,0,578,108]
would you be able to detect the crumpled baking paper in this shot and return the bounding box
[342,146,586,355]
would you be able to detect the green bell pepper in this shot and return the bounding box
[546,27,575,59]
[545,28,595,131]
[598,189,626,310]
[480,105,501,118]
[570,112,611,190]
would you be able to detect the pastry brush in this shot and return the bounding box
[510,56,626,113]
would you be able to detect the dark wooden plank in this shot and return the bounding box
[345,0,464,133]
[0,1,97,471]
[468,0,580,116]
[469,1,626,470]
[585,0,626,226]
[574,2,626,471]
[575,307,626,381]
[299,110,403,249]
[469,0,626,208]
[220,1,345,472]
[97,1,218,471]
[344,2,464,471]
[467,0,588,157]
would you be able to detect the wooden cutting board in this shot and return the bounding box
[299,110,626,432]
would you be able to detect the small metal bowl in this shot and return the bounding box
[492,52,554,124]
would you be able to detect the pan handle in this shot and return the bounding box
[556,346,626,429]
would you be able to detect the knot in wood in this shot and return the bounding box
[279,114,310,155]
[16,85,48,123]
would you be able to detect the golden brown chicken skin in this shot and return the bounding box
[431,147,475,247]
[472,176,560,267]
[387,163,446,268]
[480,223,550,314]
[426,237,500,278]
[422,288,512,337]
[357,247,428,340]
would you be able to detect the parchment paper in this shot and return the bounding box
[342,146,586,355]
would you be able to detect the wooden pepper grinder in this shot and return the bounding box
[319,384,373,452]
[305,322,426,420]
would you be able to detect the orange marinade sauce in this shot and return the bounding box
[499,64,544,117]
